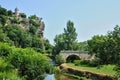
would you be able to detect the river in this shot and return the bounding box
[44,61,78,80]
[44,74,55,80]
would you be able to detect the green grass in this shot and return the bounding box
[65,73,85,80]
[66,63,116,76]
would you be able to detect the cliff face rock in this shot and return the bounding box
[59,64,116,80]
[0,6,45,37]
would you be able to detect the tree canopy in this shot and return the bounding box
[53,20,78,54]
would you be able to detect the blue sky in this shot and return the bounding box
[0,0,120,44]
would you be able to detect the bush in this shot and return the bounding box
[0,58,22,80]
[8,48,54,80]
[74,60,90,66]
[114,65,120,79]
[74,58,101,67]
[89,58,101,67]
[0,43,54,80]
[74,60,81,66]
[0,43,12,57]
[55,54,66,65]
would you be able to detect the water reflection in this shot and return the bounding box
[44,74,55,80]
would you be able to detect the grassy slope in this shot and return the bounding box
[65,63,116,76]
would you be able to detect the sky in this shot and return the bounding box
[0,0,120,44]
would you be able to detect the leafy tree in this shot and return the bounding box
[0,6,8,16]
[0,58,22,80]
[0,43,54,80]
[11,17,20,24]
[87,25,120,65]
[8,48,53,80]
[55,54,66,65]
[64,20,78,50]
[20,13,26,18]
[32,35,45,53]
[7,10,12,16]
[44,39,53,54]
[0,43,12,57]
[0,15,7,25]
[53,33,65,54]
[53,20,78,54]
[0,25,10,43]
[28,15,38,20]
[78,41,88,51]
[29,26,37,35]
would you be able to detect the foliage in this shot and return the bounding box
[67,63,116,76]
[8,48,53,80]
[53,20,78,54]
[0,43,54,80]
[0,15,7,25]
[0,6,8,16]
[64,20,78,50]
[0,24,11,43]
[78,41,88,51]
[74,58,102,67]
[44,39,53,54]
[20,13,26,18]
[55,54,66,65]
[0,43,12,57]
[87,25,120,78]
[0,6,52,54]
[0,58,22,80]
[114,65,120,79]
[66,74,85,80]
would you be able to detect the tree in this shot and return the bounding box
[78,41,88,51]
[0,6,8,16]
[44,39,53,54]
[7,10,12,16]
[53,20,78,54]
[64,20,78,50]
[53,33,65,54]
[20,13,26,18]
[0,43,54,80]
[0,15,7,25]
[29,26,37,35]
[87,25,120,65]
[55,54,66,65]
[87,35,111,64]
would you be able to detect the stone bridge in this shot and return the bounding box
[60,50,94,60]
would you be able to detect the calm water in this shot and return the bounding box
[44,61,78,80]
[44,61,55,80]
[44,74,55,80]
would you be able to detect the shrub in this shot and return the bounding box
[55,54,66,65]
[74,60,90,66]
[8,48,54,80]
[89,58,101,67]
[114,65,120,79]
[0,58,22,80]
[0,43,12,57]
[74,60,81,66]
[80,60,90,65]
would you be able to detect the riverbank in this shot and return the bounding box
[59,63,116,80]
[55,66,85,80]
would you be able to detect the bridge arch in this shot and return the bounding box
[60,50,93,61]
[66,54,80,62]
